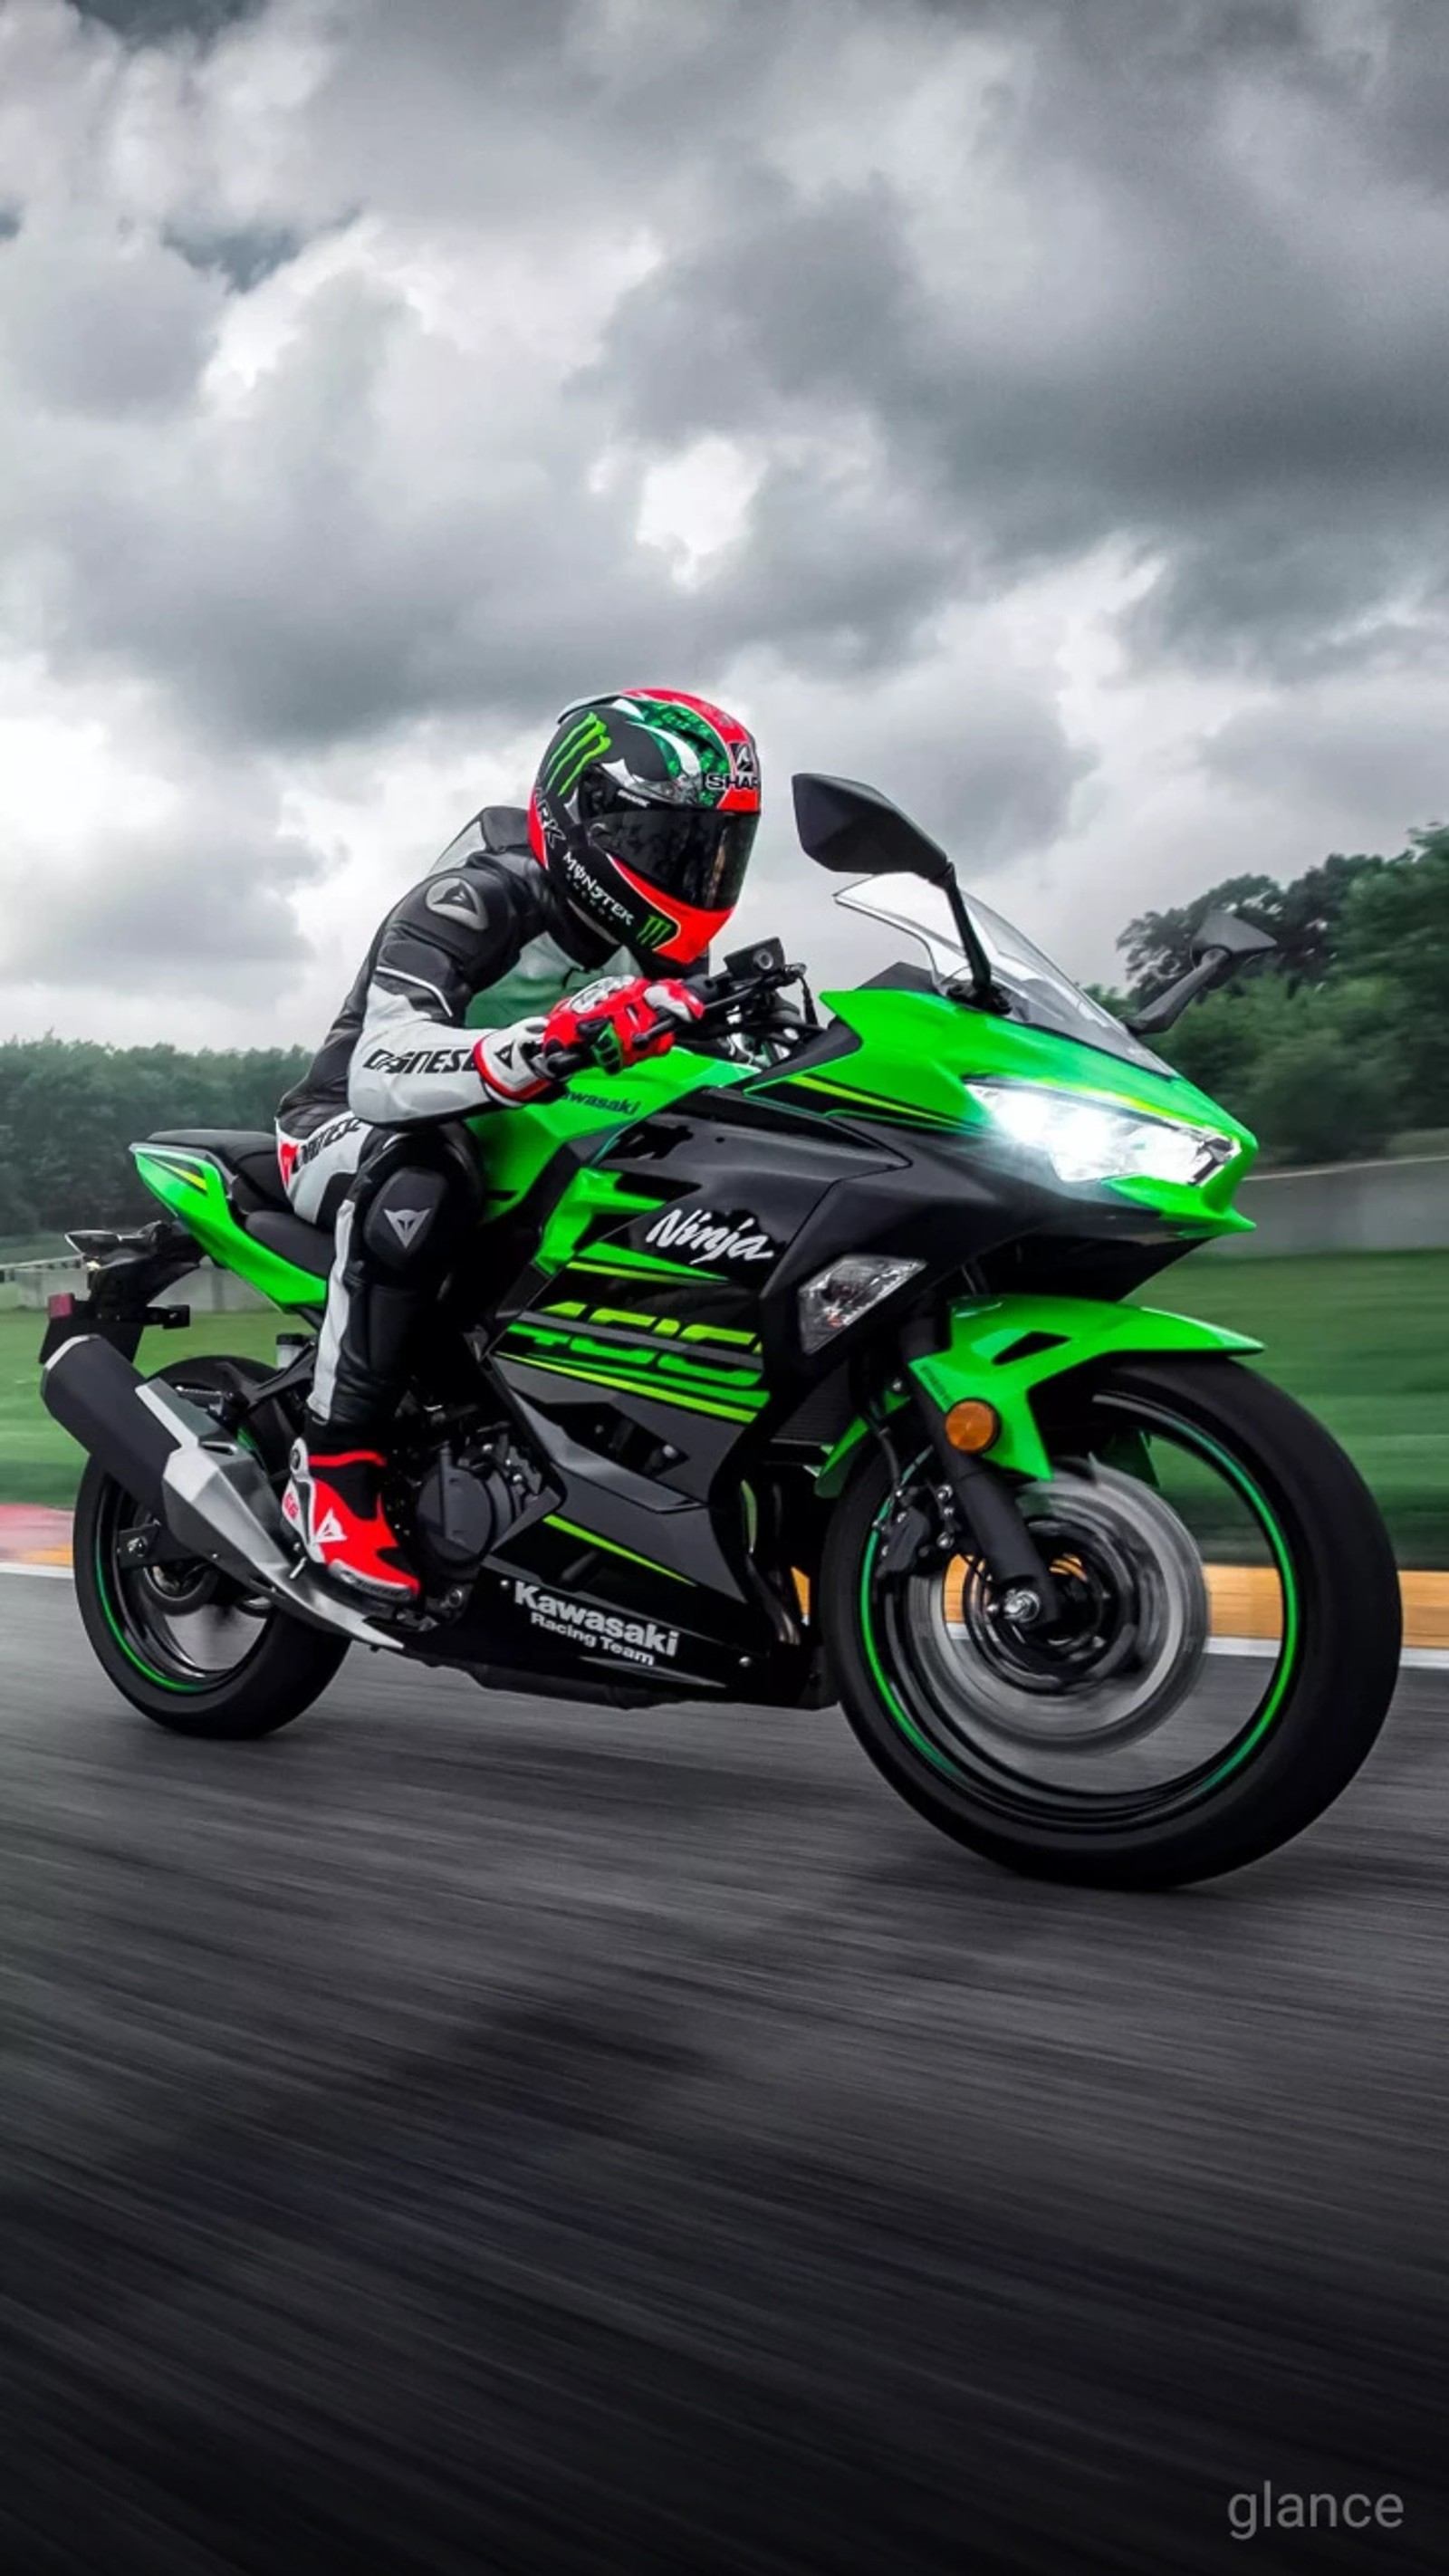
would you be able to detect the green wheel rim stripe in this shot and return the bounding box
[94,1523,206,1695]
[858,1413,1304,1805]
[859,1520,959,1780]
[1185,1426,1300,1788]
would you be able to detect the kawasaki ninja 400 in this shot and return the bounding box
[41,774,1401,1889]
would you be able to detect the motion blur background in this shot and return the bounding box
[2,2,1447,2569]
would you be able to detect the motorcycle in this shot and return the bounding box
[40,773,1401,1887]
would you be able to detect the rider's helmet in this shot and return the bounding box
[529,689,762,966]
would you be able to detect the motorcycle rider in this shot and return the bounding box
[274,689,763,1602]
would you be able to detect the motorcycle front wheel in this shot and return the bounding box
[823,1356,1401,1888]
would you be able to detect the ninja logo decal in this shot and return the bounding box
[646,1206,774,1268]
[510,1581,679,1667]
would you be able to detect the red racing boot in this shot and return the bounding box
[282,1439,420,1603]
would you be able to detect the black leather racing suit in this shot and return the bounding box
[276,806,616,1436]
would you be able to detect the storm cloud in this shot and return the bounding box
[1,0,1445,1046]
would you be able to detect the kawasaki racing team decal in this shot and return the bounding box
[510,1580,680,1668]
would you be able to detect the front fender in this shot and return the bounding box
[816,1293,1261,1494]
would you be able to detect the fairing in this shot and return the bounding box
[123,924,1263,1699]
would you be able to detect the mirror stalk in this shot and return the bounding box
[1127,907,1277,1038]
[938,870,995,1004]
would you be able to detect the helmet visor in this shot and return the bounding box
[588,805,758,916]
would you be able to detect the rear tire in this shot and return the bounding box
[73,1354,349,1739]
[823,1357,1401,1888]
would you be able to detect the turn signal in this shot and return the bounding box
[944,1399,1001,1454]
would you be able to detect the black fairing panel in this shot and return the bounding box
[461,1062,1201,1652]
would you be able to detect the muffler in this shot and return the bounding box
[42,1331,189,1514]
[42,1334,401,1653]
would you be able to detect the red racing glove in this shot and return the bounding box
[537,975,705,1078]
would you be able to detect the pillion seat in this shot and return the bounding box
[148,1129,290,1206]
[144,1129,333,1280]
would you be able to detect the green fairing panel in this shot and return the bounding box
[466,1045,745,1216]
[772,989,1258,1233]
[131,1148,328,1309]
[817,1292,1262,1494]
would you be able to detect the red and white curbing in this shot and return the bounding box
[0,1504,75,1580]
[3,1504,1445,1664]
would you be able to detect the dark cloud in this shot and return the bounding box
[596,0,1449,680]
[4,812,323,991]
[13,0,1445,746]
[1203,691,1449,834]
[0,211,20,243]
[67,0,264,42]
[163,220,306,293]
[590,178,919,446]
[3,0,1447,1025]
[0,220,221,415]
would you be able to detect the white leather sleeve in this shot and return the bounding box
[346,982,490,1126]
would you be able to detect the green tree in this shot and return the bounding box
[1242,982,1404,1165]
[0,1039,310,1232]
[1334,829,1449,1123]
[1119,852,1387,1003]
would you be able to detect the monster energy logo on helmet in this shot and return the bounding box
[542,709,612,800]
[542,694,735,812]
[531,687,761,969]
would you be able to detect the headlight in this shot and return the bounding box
[966,1080,1236,1189]
[798,1254,925,1352]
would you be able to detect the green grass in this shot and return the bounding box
[1153,1248,1449,1564]
[0,1235,69,1266]
[0,1308,282,1506]
[3,1251,1446,1558]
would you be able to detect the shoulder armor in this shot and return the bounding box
[477,805,531,854]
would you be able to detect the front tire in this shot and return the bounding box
[73,1354,349,1738]
[823,1357,1401,1889]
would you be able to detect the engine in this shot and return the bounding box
[409,1435,541,1600]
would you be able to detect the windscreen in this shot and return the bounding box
[834,876,1171,1075]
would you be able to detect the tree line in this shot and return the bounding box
[2,824,1445,1244]
[1098,824,1449,1166]
[0,1040,310,1240]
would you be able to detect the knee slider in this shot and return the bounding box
[360,1166,453,1271]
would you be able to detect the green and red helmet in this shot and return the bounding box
[528,688,762,966]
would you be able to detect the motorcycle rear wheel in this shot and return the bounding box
[72,1354,349,1739]
[823,1356,1401,1889]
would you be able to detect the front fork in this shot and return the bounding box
[878,1319,1064,1630]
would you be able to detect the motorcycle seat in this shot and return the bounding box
[243,1207,333,1281]
[148,1128,290,1207]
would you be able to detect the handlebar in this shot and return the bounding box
[539,946,813,1086]
[538,1040,595,1081]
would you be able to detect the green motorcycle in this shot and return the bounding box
[41,774,1400,1887]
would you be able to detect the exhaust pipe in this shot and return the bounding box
[42,1334,401,1653]
[42,1331,185,1514]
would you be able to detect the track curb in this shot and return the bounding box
[5,1506,1447,1649]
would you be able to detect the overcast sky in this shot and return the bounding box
[1,0,1446,1051]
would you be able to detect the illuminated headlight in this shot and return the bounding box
[798,1254,925,1353]
[966,1081,1236,1189]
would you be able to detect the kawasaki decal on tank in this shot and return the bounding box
[43,772,1401,1888]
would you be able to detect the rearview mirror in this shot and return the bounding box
[1191,908,1277,966]
[792,774,954,887]
[1129,908,1278,1038]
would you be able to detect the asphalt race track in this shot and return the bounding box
[3,1576,1446,2575]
